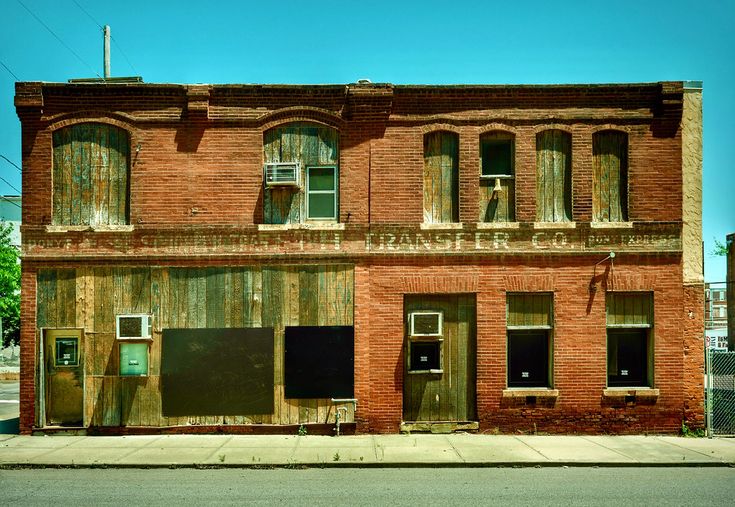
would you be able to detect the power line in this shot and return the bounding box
[0,155,22,173]
[16,0,101,79]
[0,195,21,209]
[0,174,21,195]
[0,60,20,81]
[69,0,138,75]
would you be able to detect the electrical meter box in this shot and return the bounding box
[120,342,149,376]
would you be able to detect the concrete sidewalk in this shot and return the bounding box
[1,433,734,468]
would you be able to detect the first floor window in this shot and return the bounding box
[506,293,554,388]
[607,329,649,387]
[507,330,550,387]
[606,292,653,387]
[306,165,338,220]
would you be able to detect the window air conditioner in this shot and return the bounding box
[116,314,153,340]
[264,162,300,186]
[409,311,443,337]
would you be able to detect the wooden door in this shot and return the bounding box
[44,329,84,426]
[403,294,476,422]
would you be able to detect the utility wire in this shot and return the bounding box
[16,0,101,79]
[0,174,21,195]
[0,195,22,209]
[0,155,22,173]
[70,0,139,75]
[0,60,20,81]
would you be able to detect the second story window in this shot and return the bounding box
[423,131,459,224]
[52,123,130,226]
[480,131,515,222]
[593,130,628,222]
[536,130,572,222]
[263,122,339,225]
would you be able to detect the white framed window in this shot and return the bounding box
[116,314,153,340]
[409,311,443,337]
[306,165,338,220]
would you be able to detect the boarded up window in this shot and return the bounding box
[506,293,553,329]
[479,132,515,222]
[606,292,652,328]
[423,131,459,223]
[506,293,553,388]
[536,130,572,222]
[52,123,130,226]
[593,131,628,222]
[263,123,339,224]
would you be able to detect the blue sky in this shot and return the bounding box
[1,0,733,281]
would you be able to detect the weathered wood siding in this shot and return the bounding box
[423,131,459,223]
[593,130,628,222]
[36,265,354,428]
[606,292,652,327]
[403,294,476,422]
[263,123,339,224]
[536,130,572,222]
[52,124,129,226]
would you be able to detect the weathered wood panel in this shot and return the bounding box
[479,179,515,222]
[536,130,572,222]
[606,292,652,327]
[263,123,339,224]
[52,123,129,226]
[423,131,459,223]
[507,293,553,328]
[403,294,476,422]
[37,265,355,428]
[593,130,628,222]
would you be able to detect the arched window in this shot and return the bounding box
[423,131,459,223]
[263,122,339,224]
[480,131,515,222]
[52,123,130,226]
[593,130,628,222]
[536,130,572,222]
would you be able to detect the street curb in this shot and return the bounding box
[1,461,733,470]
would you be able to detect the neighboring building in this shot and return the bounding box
[705,282,728,352]
[0,195,21,248]
[15,80,704,435]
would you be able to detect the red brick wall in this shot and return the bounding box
[363,256,686,434]
[19,266,37,435]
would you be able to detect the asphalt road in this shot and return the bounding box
[1,467,734,506]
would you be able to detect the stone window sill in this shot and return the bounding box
[420,222,463,230]
[502,388,559,399]
[602,388,659,399]
[533,222,576,230]
[590,221,634,229]
[257,223,344,231]
[45,225,134,233]
[476,222,520,230]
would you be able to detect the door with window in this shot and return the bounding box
[43,329,84,426]
[403,294,476,422]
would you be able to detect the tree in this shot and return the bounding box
[712,238,730,257]
[0,221,20,347]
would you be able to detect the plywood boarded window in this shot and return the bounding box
[536,130,572,222]
[52,123,130,225]
[606,292,653,387]
[423,131,459,223]
[593,130,628,222]
[263,123,339,224]
[479,132,515,222]
[506,293,553,388]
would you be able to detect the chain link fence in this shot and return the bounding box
[706,350,735,436]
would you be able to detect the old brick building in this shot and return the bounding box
[15,80,704,435]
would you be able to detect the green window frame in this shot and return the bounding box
[306,165,338,220]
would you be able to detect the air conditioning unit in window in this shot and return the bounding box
[116,314,153,340]
[264,162,300,187]
[409,311,443,337]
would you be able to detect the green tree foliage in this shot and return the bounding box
[712,238,730,257]
[0,221,20,346]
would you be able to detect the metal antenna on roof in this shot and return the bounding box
[103,25,111,79]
